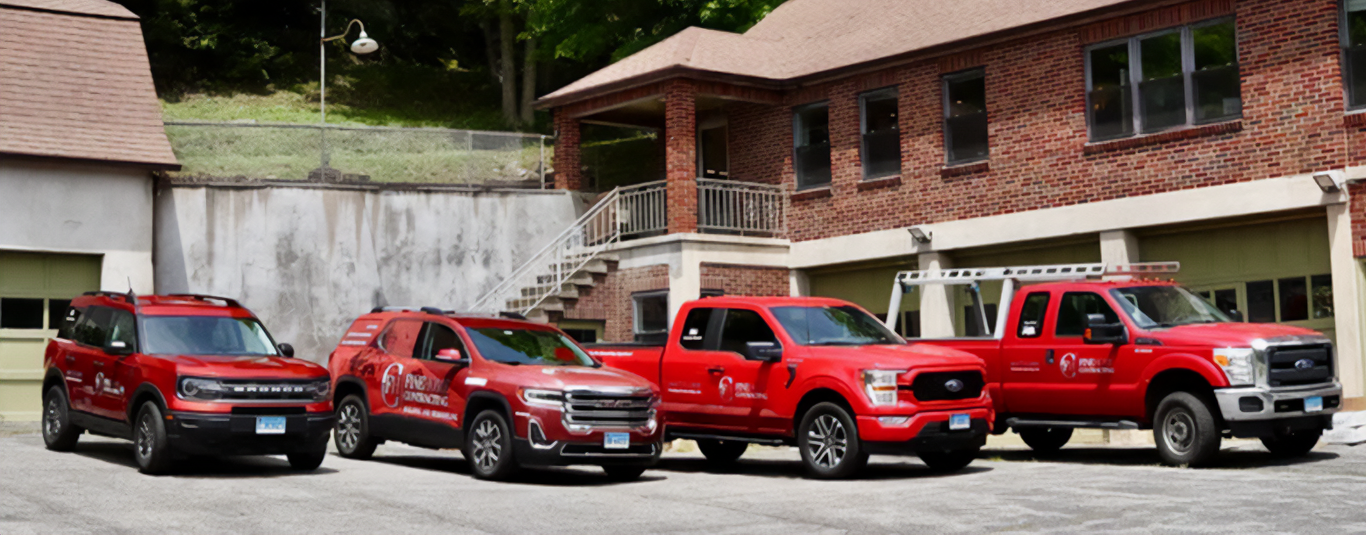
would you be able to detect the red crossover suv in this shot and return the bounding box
[41,292,333,474]
[327,308,663,481]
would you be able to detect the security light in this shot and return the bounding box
[908,227,932,244]
[1312,172,1343,193]
[350,31,379,55]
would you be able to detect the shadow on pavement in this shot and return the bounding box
[654,456,992,480]
[70,441,339,477]
[371,453,667,486]
[985,446,1340,469]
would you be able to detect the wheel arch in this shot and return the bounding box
[1144,368,1219,426]
[42,368,67,399]
[333,375,368,406]
[463,391,514,435]
[792,385,857,432]
[127,383,169,424]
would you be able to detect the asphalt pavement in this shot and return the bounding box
[1,428,1363,534]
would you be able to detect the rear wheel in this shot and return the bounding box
[1154,392,1221,467]
[918,446,979,473]
[42,386,82,451]
[466,410,517,480]
[696,439,748,465]
[1260,428,1322,458]
[287,442,328,471]
[1018,427,1073,454]
[334,395,378,460]
[601,465,647,481]
[133,401,175,475]
[797,402,868,479]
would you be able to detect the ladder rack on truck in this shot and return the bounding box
[883,261,1180,339]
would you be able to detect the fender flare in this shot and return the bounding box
[126,383,169,422]
[463,391,514,430]
[42,368,69,399]
[333,375,369,405]
[1139,353,1228,398]
[789,375,866,417]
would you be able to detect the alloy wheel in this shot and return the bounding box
[44,397,62,438]
[136,413,155,460]
[472,419,503,471]
[806,414,848,469]
[337,403,361,451]
[1163,409,1195,455]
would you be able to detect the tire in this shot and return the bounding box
[1018,427,1073,454]
[42,386,82,452]
[133,401,176,475]
[466,410,517,480]
[601,465,647,481]
[696,439,748,465]
[1153,391,1221,467]
[918,446,979,473]
[797,402,868,479]
[1260,428,1322,458]
[334,395,378,460]
[287,444,328,471]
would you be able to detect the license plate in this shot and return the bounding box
[604,432,630,449]
[949,413,971,431]
[256,416,286,435]
[1305,396,1324,413]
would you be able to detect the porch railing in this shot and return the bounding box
[617,180,668,238]
[697,178,786,237]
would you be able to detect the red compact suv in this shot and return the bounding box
[327,307,663,481]
[41,292,333,474]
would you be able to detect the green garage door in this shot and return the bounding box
[0,252,102,422]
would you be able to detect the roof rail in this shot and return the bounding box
[81,290,136,304]
[499,311,527,320]
[368,306,446,316]
[165,294,243,308]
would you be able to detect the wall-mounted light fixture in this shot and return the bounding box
[1312,171,1344,193]
[908,227,932,244]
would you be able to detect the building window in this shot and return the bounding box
[1085,18,1240,141]
[860,88,900,179]
[793,102,831,189]
[943,70,988,164]
[1344,0,1366,108]
[0,298,45,329]
[632,290,669,344]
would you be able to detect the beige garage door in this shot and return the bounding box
[0,252,102,422]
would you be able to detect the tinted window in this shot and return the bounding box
[56,306,83,340]
[0,298,44,329]
[1055,292,1119,337]
[466,328,596,367]
[679,308,713,350]
[73,306,113,347]
[417,322,465,361]
[1278,276,1309,322]
[718,309,777,355]
[142,316,278,356]
[108,309,138,351]
[1017,293,1049,338]
[794,103,832,189]
[379,319,424,358]
[1246,280,1275,323]
[944,70,988,163]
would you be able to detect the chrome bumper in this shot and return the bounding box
[1213,382,1342,422]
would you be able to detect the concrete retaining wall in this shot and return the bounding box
[154,183,579,362]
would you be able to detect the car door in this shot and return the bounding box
[1000,291,1057,414]
[658,307,721,430]
[90,308,137,421]
[1043,291,1126,416]
[368,318,423,430]
[407,320,471,436]
[66,306,113,414]
[709,307,780,433]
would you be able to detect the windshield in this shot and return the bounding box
[467,328,598,367]
[1109,286,1232,329]
[141,316,280,356]
[771,305,905,346]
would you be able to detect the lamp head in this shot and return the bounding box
[350,31,379,55]
[1312,171,1343,193]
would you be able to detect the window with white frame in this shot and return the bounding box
[860,88,900,179]
[942,69,988,164]
[632,290,669,343]
[1085,18,1240,141]
[793,102,831,189]
[1344,0,1366,108]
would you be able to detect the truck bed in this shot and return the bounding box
[584,343,664,386]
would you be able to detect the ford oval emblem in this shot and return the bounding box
[945,379,964,393]
[1295,358,1315,370]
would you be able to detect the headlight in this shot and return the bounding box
[521,388,565,408]
[310,379,331,402]
[862,369,905,406]
[178,377,225,401]
[1213,348,1256,386]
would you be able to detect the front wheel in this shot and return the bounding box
[918,446,979,473]
[466,410,517,480]
[1153,392,1221,467]
[797,402,868,479]
[133,402,176,475]
[287,443,328,471]
[334,395,378,460]
[696,439,748,465]
[601,465,647,481]
[1260,428,1322,458]
[1018,427,1073,454]
[42,386,82,451]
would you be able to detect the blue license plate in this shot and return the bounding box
[256,416,287,435]
[1305,396,1323,413]
[604,432,630,449]
[949,413,971,431]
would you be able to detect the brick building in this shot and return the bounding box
[519,0,1366,410]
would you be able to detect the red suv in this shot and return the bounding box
[41,293,333,474]
[327,308,663,481]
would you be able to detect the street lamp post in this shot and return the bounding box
[318,0,378,172]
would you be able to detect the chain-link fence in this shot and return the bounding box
[164,121,549,186]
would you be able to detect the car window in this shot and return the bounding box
[1055,292,1120,337]
[416,322,466,361]
[379,319,424,358]
[718,309,777,355]
[56,306,84,340]
[108,309,138,351]
[770,305,902,346]
[73,306,113,348]
[1017,292,1050,338]
[141,316,278,356]
[678,308,713,350]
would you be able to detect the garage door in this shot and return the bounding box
[0,252,102,421]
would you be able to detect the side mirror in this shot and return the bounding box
[1083,313,1128,345]
[744,341,783,363]
[436,348,470,366]
[1229,309,1245,323]
[105,340,134,356]
[278,343,295,358]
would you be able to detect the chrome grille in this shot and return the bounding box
[563,390,653,428]
[1266,344,1334,387]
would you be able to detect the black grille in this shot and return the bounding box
[905,371,985,402]
[1274,395,1340,413]
[1267,345,1334,387]
[561,443,656,456]
[564,391,653,428]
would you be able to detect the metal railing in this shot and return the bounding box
[617,180,668,238]
[697,178,786,237]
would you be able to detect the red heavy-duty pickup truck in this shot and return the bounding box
[885,262,1343,467]
[587,296,994,479]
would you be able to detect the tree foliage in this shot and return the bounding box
[528,0,784,62]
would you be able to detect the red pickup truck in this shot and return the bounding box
[327,308,663,481]
[885,262,1343,467]
[587,296,994,479]
[41,292,332,474]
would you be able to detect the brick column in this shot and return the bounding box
[553,108,582,190]
[664,80,698,234]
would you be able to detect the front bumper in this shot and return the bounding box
[859,408,991,455]
[512,438,662,467]
[1213,381,1342,422]
[167,410,334,456]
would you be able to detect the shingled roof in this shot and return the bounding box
[0,0,179,169]
[540,0,1141,107]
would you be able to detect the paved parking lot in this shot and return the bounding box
[2,428,1364,534]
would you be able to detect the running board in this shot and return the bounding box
[668,431,787,446]
[1006,418,1139,430]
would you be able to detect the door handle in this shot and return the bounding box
[1045,349,1055,365]
[707,366,725,375]
[93,361,105,368]
[65,356,76,365]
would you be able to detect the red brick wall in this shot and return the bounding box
[561,265,669,343]
[1352,182,1366,257]
[553,109,582,190]
[664,79,699,233]
[700,263,789,296]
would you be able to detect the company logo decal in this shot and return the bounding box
[1059,353,1077,379]
[381,362,404,408]
[1295,358,1315,370]
[1060,353,1115,378]
[717,376,767,401]
[718,376,734,401]
[945,379,964,393]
